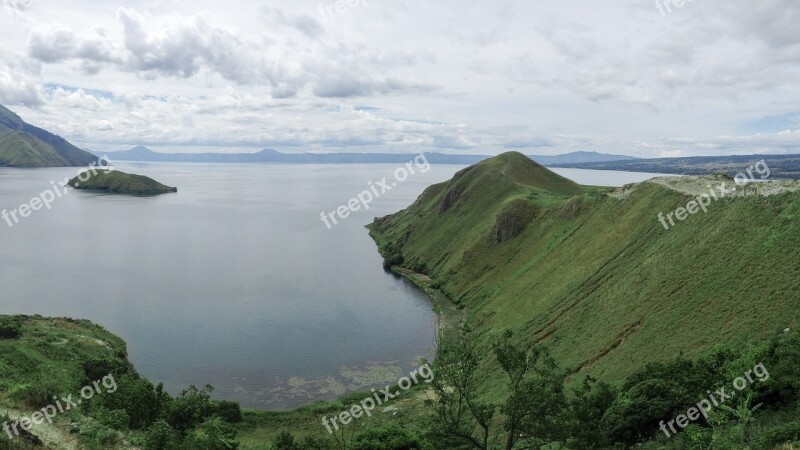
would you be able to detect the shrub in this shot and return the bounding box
[381,242,404,269]
[15,372,75,408]
[144,420,178,450]
[97,409,131,431]
[0,318,21,339]
[757,421,800,449]
[166,385,215,432]
[351,426,433,450]
[95,373,166,429]
[601,355,734,445]
[82,357,127,382]
[272,431,297,450]
[212,400,243,423]
[182,416,239,450]
[297,436,331,450]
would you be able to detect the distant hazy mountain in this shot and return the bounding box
[550,154,800,180]
[528,151,639,165]
[92,146,639,165]
[0,104,98,167]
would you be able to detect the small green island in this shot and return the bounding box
[68,170,177,196]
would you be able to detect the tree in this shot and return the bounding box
[429,326,496,450]
[718,393,762,447]
[167,385,215,433]
[96,373,166,429]
[144,420,178,450]
[601,358,717,445]
[567,376,616,449]
[493,330,568,449]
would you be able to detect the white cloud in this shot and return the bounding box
[0,0,798,156]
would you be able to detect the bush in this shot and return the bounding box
[180,416,239,450]
[144,420,178,450]
[272,431,297,450]
[0,318,21,339]
[166,385,215,432]
[757,421,800,449]
[351,426,433,450]
[15,372,75,408]
[82,357,127,381]
[272,432,333,450]
[95,373,167,429]
[96,409,131,431]
[212,400,243,423]
[753,329,800,408]
[297,436,331,450]
[381,242,404,269]
[601,352,738,445]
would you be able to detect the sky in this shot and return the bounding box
[1,0,799,157]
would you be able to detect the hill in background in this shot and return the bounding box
[0,105,98,168]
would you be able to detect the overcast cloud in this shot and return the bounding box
[1,0,799,157]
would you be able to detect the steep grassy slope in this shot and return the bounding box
[370,151,800,385]
[68,170,177,195]
[0,105,97,168]
[0,316,129,400]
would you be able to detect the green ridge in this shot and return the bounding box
[369,151,800,385]
[0,104,98,168]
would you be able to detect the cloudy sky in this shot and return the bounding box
[1,0,799,157]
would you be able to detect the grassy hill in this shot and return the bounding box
[68,170,177,196]
[0,105,98,168]
[369,151,800,385]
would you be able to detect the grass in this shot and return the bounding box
[369,151,800,391]
[0,316,128,403]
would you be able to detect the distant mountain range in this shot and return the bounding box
[0,105,98,167]
[550,154,800,179]
[91,146,640,165]
[529,151,640,165]
[0,103,640,168]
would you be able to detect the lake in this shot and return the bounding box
[0,162,670,409]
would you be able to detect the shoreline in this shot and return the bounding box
[389,266,464,334]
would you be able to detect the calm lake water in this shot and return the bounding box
[0,162,670,409]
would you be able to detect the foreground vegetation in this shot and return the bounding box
[266,325,800,449]
[0,316,240,450]
[3,314,799,449]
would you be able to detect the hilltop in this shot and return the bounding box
[0,105,98,168]
[370,151,800,384]
[68,170,177,196]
